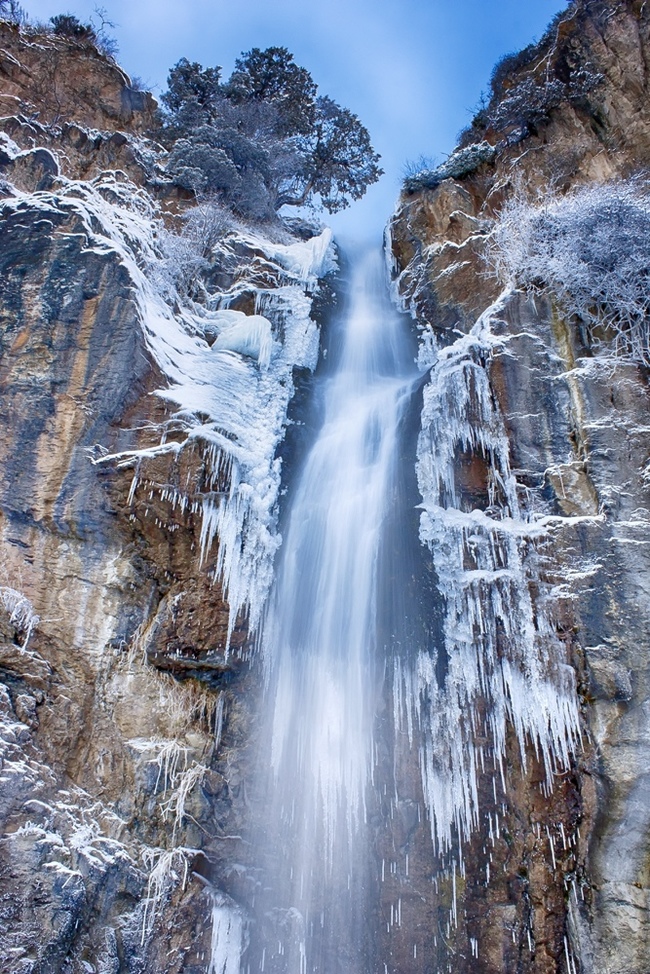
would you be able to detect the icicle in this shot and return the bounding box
[214,694,225,751]
[395,306,581,859]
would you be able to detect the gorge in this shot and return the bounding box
[1,2,650,973]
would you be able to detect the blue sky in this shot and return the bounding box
[25,0,568,242]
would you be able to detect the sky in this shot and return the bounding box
[24,0,568,243]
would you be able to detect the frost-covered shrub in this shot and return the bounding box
[154,199,236,300]
[488,76,567,134]
[456,94,490,149]
[404,141,496,193]
[46,9,118,58]
[488,181,650,365]
[181,199,235,256]
[487,66,602,140]
[402,154,438,180]
[168,140,240,197]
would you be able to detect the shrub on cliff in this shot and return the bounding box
[0,0,26,23]
[50,13,96,40]
[159,47,382,219]
[403,142,496,194]
[488,181,650,365]
[45,9,118,57]
[153,198,236,301]
[489,44,538,100]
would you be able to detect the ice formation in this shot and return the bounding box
[0,172,335,648]
[209,897,244,974]
[398,295,583,859]
[212,313,273,369]
[141,845,196,942]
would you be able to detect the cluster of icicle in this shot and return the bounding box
[396,297,582,862]
[0,585,39,648]
[3,169,336,649]
[141,228,334,650]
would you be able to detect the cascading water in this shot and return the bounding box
[247,248,420,974]
[221,244,582,974]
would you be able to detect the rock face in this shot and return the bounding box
[0,21,336,973]
[389,1,650,972]
[0,20,156,133]
[2,5,650,974]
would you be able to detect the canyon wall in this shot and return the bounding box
[0,21,336,972]
[389,1,650,971]
[1,2,650,973]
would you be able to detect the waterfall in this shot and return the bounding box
[248,248,419,974]
[229,247,581,974]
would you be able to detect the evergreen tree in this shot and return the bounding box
[160,58,222,134]
[159,47,382,219]
[226,46,317,136]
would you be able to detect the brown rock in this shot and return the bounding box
[389,2,650,971]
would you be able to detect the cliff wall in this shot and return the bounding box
[0,23,336,972]
[0,20,156,133]
[389,2,650,972]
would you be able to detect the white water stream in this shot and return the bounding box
[214,246,581,974]
[251,249,418,974]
